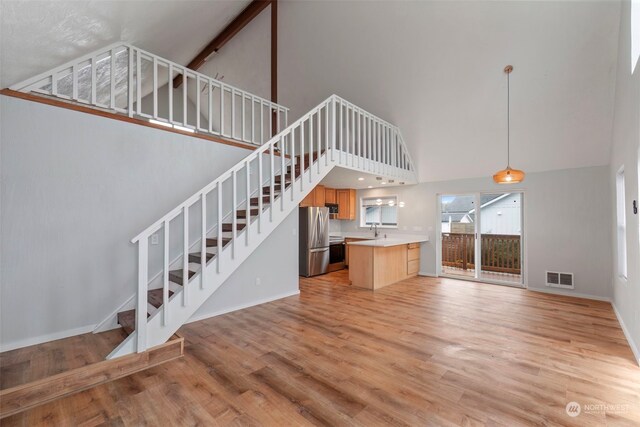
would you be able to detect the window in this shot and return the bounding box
[360,196,398,228]
[633,0,640,73]
[616,167,628,279]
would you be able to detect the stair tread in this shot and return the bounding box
[148,288,174,309]
[206,237,232,247]
[168,269,195,285]
[189,252,215,263]
[117,309,149,336]
[222,223,246,232]
[249,196,271,206]
[263,182,290,193]
[237,209,259,219]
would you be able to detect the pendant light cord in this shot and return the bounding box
[507,71,510,168]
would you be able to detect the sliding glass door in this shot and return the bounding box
[440,194,477,279]
[439,192,524,286]
[478,193,522,284]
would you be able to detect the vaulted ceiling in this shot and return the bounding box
[278,0,622,182]
[0,0,252,88]
[1,0,622,183]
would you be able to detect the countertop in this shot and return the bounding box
[346,235,429,247]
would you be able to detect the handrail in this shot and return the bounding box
[109,94,416,355]
[130,94,415,244]
[10,42,289,146]
[130,97,332,244]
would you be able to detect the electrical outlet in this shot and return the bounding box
[151,234,159,245]
[255,277,261,286]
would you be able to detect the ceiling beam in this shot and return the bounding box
[271,0,277,134]
[173,0,273,88]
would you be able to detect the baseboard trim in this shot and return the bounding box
[418,271,438,278]
[93,295,135,333]
[527,287,611,302]
[187,289,301,325]
[1,324,96,353]
[3,290,301,353]
[612,303,640,367]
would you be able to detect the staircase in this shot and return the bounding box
[9,43,418,360]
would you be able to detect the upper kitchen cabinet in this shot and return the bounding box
[300,186,355,221]
[300,184,325,207]
[337,189,356,220]
[325,187,337,204]
[300,191,314,207]
[314,185,326,206]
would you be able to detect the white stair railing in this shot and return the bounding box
[10,42,288,146]
[105,94,416,358]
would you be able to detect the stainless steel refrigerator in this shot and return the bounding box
[299,207,330,277]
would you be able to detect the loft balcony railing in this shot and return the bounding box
[10,43,289,146]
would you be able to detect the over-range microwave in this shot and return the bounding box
[326,203,339,219]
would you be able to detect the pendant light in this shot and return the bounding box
[493,65,525,184]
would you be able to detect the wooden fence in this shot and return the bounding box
[442,233,521,274]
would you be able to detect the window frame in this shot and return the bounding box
[616,166,628,280]
[359,195,399,229]
[632,0,639,73]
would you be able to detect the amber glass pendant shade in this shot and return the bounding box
[493,166,525,184]
[493,65,525,184]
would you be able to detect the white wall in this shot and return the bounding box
[0,95,298,350]
[198,5,271,101]
[609,0,640,364]
[278,0,620,182]
[192,209,298,321]
[338,166,612,299]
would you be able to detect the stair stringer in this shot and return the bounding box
[107,153,337,359]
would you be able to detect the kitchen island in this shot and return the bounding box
[347,236,428,290]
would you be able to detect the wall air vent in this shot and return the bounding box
[546,271,574,289]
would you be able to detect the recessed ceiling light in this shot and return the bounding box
[381,182,387,185]
[367,186,373,189]
[358,177,365,181]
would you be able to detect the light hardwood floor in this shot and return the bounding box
[3,272,639,426]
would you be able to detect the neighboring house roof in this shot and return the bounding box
[441,194,506,222]
[468,193,512,214]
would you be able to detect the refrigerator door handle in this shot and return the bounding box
[309,247,329,253]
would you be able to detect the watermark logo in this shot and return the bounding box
[565,401,631,417]
[566,402,581,417]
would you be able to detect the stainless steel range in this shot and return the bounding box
[328,237,346,272]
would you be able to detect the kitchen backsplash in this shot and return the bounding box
[329,219,342,233]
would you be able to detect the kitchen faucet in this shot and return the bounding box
[370,224,380,238]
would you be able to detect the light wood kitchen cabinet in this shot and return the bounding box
[300,190,314,207]
[349,241,422,290]
[313,185,325,206]
[325,187,337,204]
[300,184,325,207]
[407,243,420,275]
[336,189,356,220]
[345,237,369,266]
